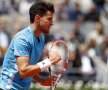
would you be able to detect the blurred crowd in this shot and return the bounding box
[0,0,108,89]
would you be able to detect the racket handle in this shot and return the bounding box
[48,67,53,90]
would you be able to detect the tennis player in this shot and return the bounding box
[0,1,61,90]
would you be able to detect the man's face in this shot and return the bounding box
[38,11,54,33]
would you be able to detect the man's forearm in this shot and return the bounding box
[17,57,52,78]
[19,59,51,78]
[19,64,41,78]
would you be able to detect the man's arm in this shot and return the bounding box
[16,51,61,79]
[33,73,57,86]
[16,56,41,78]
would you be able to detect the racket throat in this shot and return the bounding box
[48,67,56,90]
[48,67,51,77]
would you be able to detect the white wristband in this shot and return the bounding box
[37,59,51,71]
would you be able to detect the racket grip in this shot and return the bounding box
[48,67,53,90]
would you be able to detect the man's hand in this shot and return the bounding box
[39,75,57,86]
[48,51,61,65]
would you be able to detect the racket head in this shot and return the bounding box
[49,40,69,90]
[49,40,69,74]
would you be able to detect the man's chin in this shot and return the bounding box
[43,30,50,33]
[44,32,49,34]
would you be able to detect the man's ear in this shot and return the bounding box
[35,15,40,23]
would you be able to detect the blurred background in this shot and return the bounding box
[0,0,108,90]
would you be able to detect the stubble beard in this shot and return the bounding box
[38,23,49,34]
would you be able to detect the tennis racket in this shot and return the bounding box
[48,40,69,90]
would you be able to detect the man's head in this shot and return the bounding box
[29,1,55,33]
